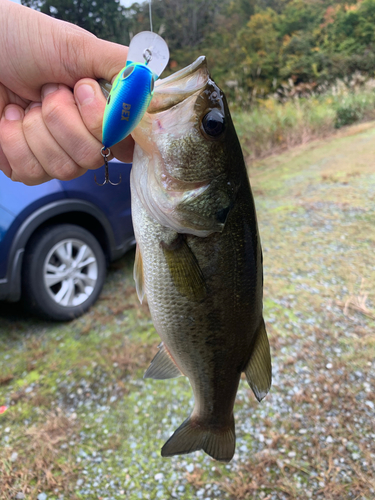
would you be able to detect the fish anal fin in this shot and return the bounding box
[244,318,272,402]
[161,234,206,301]
[134,243,145,304]
[144,342,183,380]
[161,415,235,463]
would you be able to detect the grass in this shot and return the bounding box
[232,82,375,161]
[0,121,375,499]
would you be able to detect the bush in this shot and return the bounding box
[333,89,375,128]
[335,104,361,128]
[232,83,375,160]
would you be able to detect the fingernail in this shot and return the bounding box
[42,83,59,100]
[30,102,42,109]
[76,84,95,106]
[25,102,42,115]
[4,106,22,121]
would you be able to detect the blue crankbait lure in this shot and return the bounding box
[102,62,155,150]
[96,31,169,186]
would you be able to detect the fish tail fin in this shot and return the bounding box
[161,415,235,462]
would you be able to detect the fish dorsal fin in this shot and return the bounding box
[161,234,206,301]
[134,243,145,304]
[144,342,183,379]
[244,318,272,402]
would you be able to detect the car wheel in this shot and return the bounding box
[22,224,106,321]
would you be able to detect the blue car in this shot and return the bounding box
[0,159,134,321]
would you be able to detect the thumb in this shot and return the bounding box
[2,1,129,101]
[65,36,129,86]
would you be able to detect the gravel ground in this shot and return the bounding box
[0,122,374,499]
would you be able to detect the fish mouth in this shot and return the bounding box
[147,56,209,114]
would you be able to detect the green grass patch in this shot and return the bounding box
[1,125,375,499]
[233,85,375,161]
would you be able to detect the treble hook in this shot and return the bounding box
[95,147,122,186]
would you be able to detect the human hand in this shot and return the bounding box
[0,0,134,185]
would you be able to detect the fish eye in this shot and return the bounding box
[202,109,225,138]
[122,65,135,79]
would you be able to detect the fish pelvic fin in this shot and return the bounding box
[161,415,235,462]
[144,342,183,379]
[244,317,272,402]
[134,243,145,304]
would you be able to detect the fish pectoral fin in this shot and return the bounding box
[161,234,206,301]
[244,318,272,402]
[161,415,235,462]
[133,243,145,304]
[144,342,183,379]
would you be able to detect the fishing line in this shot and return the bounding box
[97,0,169,186]
[144,0,157,65]
[149,0,153,33]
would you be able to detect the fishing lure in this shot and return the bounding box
[96,31,169,186]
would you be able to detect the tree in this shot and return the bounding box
[20,0,375,102]
[21,0,131,44]
[143,0,226,51]
[236,9,281,96]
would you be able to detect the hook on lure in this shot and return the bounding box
[95,147,122,186]
[97,29,169,186]
[143,48,152,65]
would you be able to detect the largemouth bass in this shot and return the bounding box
[130,56,272,462]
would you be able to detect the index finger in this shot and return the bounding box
[74,78,134,164]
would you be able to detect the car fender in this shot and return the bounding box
[2,199,120,302]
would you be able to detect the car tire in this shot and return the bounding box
[22,224,106,321]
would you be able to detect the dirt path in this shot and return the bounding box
[0,122,374,499]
